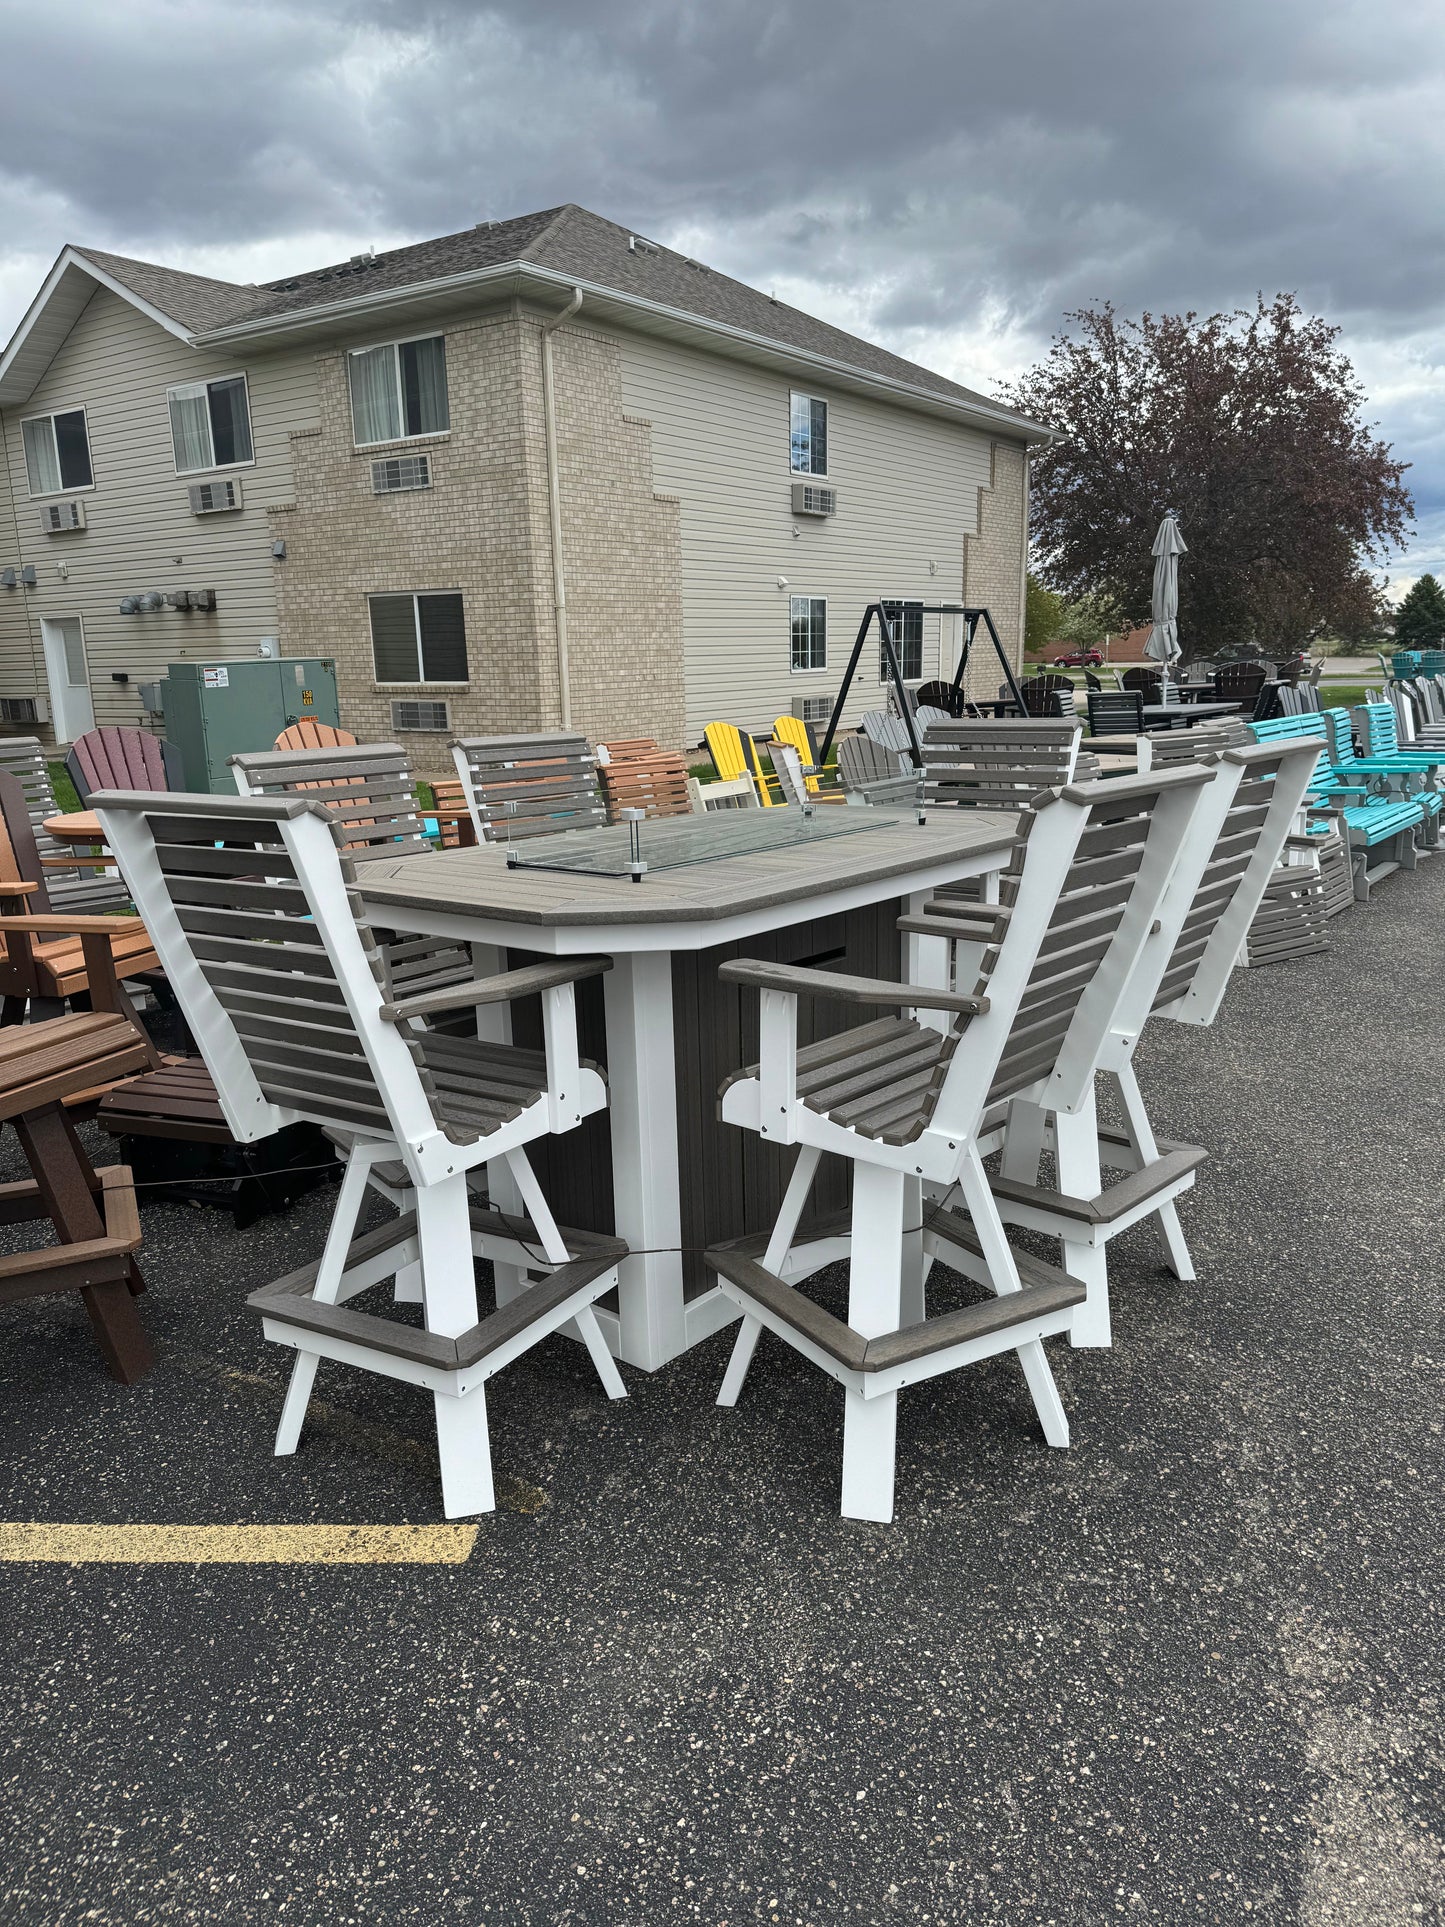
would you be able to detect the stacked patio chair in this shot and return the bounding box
[966,738,1324,1320]
[95,787,630,1520]
[0,736,127,913]
[1319,706,1442,848]
[596,739,694,821]
[702,721,783,807]
[452,732,609,841]
[66,725,182,805]
[1383,680,1445,752]
[706,764,1217,1522]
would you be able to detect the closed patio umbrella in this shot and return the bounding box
[1145,510,1186,697]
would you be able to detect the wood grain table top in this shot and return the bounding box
[357,809,1020,931]
[42,811,104,844]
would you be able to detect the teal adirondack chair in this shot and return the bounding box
[1319,706,1441,848]
[1250,711,1425,901]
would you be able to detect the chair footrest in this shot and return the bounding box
[250,1200,627,1372]
[989,1137,1207,1226]
[707,1229,1084,1374]
[0,1166,140,1305]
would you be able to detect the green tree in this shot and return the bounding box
[1393,573,1445,648]
[1025,572,1064,655]
[1000,295,1413,661]
[1056,590,1120,649]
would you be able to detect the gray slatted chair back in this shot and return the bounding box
[1087,689,1143,736]
[451,733,605,843]
[922,719,1080,810]
[979,774,1203,1107]
[1144,720,1251,768]
[230,742,431,863]
[838,733,907,785]
[0,734,127,911]
[860,711,915,756]
[1150,740,1325,1019]
[93,792,535,1152]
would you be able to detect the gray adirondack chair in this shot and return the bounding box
[706,765,1216,1522]
[94,788,627,1521]
[0,736,129,913]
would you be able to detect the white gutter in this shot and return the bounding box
[192,260,1058,444]
[540,287,583,729]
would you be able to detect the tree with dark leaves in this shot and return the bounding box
[1001,295,1413,660]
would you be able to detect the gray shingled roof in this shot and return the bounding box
[70,205,1033,425]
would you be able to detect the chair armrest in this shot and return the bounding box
[1087,736,1140,755]
[719,956,988,1016]
[381,955,612,1022]
[0,880,41,897]
[897,909,1008,941]
[0,914,145,936]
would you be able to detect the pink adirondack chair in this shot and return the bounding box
[67,728,183,805]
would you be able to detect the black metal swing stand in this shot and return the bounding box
[816,604,1027,771]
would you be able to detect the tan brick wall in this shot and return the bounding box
[269,312,684,774]
[960,441,1028,703]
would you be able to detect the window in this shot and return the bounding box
[349,336,449,446]
[790,392,828,475]
[369,593,468,683]
[880,601,924,681]
[168,375,253,473]
[790,595,827,672]
[22,409,93,494]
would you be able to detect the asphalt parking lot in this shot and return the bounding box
[1,862,1441,1924]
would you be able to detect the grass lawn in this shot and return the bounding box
[47,762,81,812]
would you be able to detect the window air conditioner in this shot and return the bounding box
[791,695,832,724]
[391,699,450,732]
[0,697,39,723]
[188,478,242,514]
[40,501,85,533]
[791,484,836,517]
[372,455,432,493]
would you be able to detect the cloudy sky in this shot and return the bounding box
[4,0,1442,590]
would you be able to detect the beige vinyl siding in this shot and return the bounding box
[0,434,42,705]
[0,286,318,739]
[611,325,1007,740]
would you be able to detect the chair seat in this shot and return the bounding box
[724,1014,954,1146]
[26,929,161,997]
[0,1011,151,1120]
[410,1030,603,1141]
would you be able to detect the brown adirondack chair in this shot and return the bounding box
[597,739,694,820]
[0,772,162,1029]
[0,924,153,1381]
[273,720,358,753]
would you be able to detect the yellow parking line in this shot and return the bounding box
[0,1523,479,1564]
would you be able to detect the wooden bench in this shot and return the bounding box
[596,739,694,820]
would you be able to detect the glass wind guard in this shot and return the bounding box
[502,808,908,879]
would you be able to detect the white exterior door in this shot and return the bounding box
[40,616,94,742]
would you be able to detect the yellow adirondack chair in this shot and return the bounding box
[704,722,783,807]
[771,715,845,802]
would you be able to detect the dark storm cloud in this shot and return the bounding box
[4,0,1443,567]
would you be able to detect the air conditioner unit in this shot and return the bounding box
[372,454,431,494]
[391,699,449,733]
[40,501,86,534]
[188,478,242,514]
[0,696,39,724]
[791,695,833,724]
[791,484,836,517]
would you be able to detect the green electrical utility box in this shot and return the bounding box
[160,657,341,792]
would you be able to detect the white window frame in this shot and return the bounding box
[368,590,470,687]
[166,371,255,476]
[879,599,925,683]
[20,404,95,498]
[790,594,827,674]
[789,391,829,478]
[347,332,451,450]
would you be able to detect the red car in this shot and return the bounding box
[1051,646,1104,668]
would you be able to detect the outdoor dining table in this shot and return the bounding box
[1140,700,1245,729]
[42,810,106,846]
[357,805,1019,1372]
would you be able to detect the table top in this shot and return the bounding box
[1141,701,1244,725]
[504,807,891,879]
[42,811,103,844]
[358,807,1019,932]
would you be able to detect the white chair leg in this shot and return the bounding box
[841,1389,898,1523]
[717,1314,762,1407]
[1016,1338,1070,1447]
[1112,1062,1195,1281]
[573,1304,627,1399]
[274,1352,319,1457]
[1053,1104,1111,1349]
[434,1385,496,1519]
[394,1259,423,1304]
[900,1175,926,1326]
[1000,1099,1049,1185]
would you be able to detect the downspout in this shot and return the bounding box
[540,287,583,728]
[1018,444,1032,672]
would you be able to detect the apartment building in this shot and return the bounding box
[0,205,1051,765]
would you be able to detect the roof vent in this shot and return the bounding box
[628,235,661,255]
